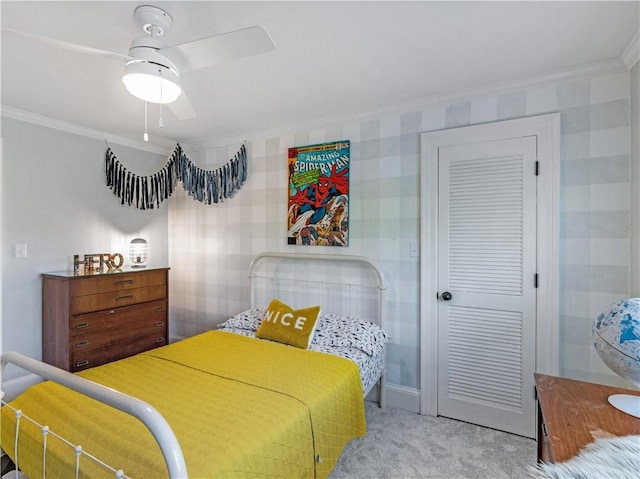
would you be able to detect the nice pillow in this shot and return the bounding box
[255,299,321,349]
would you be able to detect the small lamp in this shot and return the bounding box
[129,238,148,268]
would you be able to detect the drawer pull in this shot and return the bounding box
[75,323,89,329]
[155,307,165,312]
[109,310,115,314]
[155,321,165,327]
[76,360,89,368]
[115,280,133,285]
[116,295,134,301]
[76,340,89,347]
[155,338,166,344]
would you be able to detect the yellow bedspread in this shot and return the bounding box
[1,331,365,478]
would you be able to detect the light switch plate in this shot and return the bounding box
[15,243,27,258]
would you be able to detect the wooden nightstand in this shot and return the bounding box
[42,267,169,372]
[535,373,640,463]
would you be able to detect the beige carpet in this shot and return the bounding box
[330,401,537,479]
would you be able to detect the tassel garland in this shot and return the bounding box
[105,143,247,209]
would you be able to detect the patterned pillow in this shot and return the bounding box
[256,299,321,349]
[219,307,265,331]
[313,313,390,356]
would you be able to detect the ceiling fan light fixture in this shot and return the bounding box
[122,60,182,104]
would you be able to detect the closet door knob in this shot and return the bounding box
[441,291,452,301]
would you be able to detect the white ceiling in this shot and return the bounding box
[2,1,638,149]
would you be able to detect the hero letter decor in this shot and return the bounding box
[105,143,247,209]
[73,253,125,275]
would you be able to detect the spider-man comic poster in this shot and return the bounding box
[287,141,350,246]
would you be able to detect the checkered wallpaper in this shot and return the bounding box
[169,69,634,390]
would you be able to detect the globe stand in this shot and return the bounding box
[608,394,640,418]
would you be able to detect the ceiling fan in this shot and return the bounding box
[4,4,275,122]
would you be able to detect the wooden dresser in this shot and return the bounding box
[535,373,640,463]
[42,267,169,372]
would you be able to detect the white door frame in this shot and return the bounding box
[419,113,561,416]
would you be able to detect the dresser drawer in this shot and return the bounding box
[71,332,167,371]
[70,285,167,315]
[70,300,167,343]
[69,269,167,297]
[70,300,167,372]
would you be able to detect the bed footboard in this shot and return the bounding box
[1,352,188,479]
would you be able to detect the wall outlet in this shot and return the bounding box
[409,240,419,258]
[15,244,27,258]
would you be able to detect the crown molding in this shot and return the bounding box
[2,54,632,153]
[0,106,173,154]
[185,57,629,151]
[622,31,640,69]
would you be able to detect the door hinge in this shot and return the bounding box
[535,161,540,176]
[534,273,539,288]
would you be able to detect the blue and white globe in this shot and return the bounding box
[593,298,640,417]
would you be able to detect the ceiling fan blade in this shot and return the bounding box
[167,90,197,120]
[161,25,275,72]
[2,28,131,62]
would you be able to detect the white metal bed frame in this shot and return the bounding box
[1,252,387,479]
[1,352,188,478]
[248,252,388,405]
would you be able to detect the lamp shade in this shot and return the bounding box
[122,61,181,104]
[129,238,148,267]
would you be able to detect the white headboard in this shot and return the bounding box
[248,252,387,330]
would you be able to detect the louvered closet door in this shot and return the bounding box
[437,136,537,438]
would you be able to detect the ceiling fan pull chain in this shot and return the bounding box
[143,101,149,142]
[159,71,164,128]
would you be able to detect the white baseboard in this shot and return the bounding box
[365,383,420,412]
[385,384,421,413]
[1,373,43,402]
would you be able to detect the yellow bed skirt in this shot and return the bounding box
[1,331,366,478]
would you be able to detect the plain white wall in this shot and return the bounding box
[1,118,170,380]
